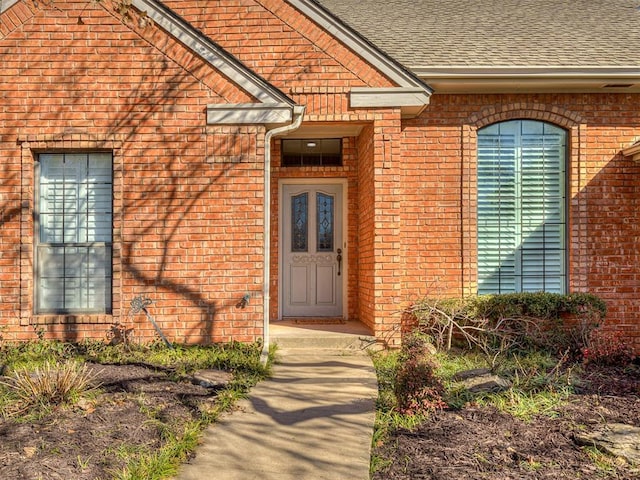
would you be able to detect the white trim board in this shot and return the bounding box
[0,0,19,14]
[131,0,294,105]
[350,87,431,117]
[207,103,293,125]
[287,0,432,94]
[622,141,640,162]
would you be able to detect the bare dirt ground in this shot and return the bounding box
[373,364,640,480]
[1,361,638,479]
[0,363,217,480]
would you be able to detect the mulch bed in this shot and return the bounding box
[373,364,640,480]
[1,362,638,479]
[0,363,217,480]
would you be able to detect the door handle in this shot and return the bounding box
[336,248,342,276]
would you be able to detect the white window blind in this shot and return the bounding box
[36,152,113,313]
[477,120,566,294]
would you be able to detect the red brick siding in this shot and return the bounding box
[356,124,376,331]
[370,111,404,346]
[0,1,263,342]
[163,0,395,94]
[400,123,464,297]
[401,93,640,350]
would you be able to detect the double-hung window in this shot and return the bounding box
[477,120,566,294]
[36,152,113,313]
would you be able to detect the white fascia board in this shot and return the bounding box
[622,142,640,162]
[412,66,640,78]
[350,87,430,117]
[0,0,20,14]
[351,87,431,107]
[207,103,293,125]
[287,0,432,95]
[131,0,294,105]
[413,66,640,93]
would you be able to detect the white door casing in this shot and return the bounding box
[280,181,346,317]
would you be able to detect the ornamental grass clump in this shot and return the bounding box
[0,360,98,416]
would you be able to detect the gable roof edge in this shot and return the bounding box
[0,0,19,14]
[288,0,432,94]
[131,0,294,105]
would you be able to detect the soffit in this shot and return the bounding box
[277,122,366,139]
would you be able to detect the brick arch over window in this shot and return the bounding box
[461,103,588,297]
[468,103,584,130]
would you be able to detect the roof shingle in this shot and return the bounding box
[314,0,640,68]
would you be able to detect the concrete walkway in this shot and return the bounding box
[175,350,378,480]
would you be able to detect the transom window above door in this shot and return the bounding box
[281,139,342,167]
[477,120,567,294]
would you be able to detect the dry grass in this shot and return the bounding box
[0,360,99,416]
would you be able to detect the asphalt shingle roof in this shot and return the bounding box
[314,0,640,68]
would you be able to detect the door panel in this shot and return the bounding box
[316,263,336,305]
[290,265,309,304]
[282,184,343,317]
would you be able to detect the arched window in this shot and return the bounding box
[477,120,567,294]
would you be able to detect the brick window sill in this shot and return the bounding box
[25,314,113,326]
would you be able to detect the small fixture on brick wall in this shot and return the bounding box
[130,296,173,349]
[236,294,251,309]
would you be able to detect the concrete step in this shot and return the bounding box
[270,320,380,355]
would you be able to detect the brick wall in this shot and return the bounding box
[0,0,264,343]
[401,93,640,350]
[356,124,376,331]
[3,0,640,350]
[163,0,395,93]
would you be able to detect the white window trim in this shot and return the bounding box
[34,152,114,314]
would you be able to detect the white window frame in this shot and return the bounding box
[477,120,567,294]
[34,152,113,314]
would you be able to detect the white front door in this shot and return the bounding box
[282,183,344,317]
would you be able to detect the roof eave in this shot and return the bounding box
[289,0,432,95]
[622,142,640,162]
[413,66,640,94]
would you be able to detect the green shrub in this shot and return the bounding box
[408,292,607,362]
